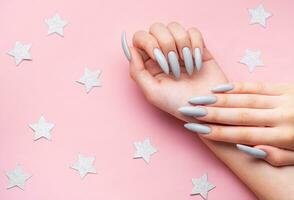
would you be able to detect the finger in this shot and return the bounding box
[184,123,283,147]
[188,94,280,109]
[167,22,194,76]
[133,30,169,75]
[187,27,204,71]
[185,106,277,126]
[149,22,180,78]
[211,82,285,95]
[129,47,158,96]
[255,145,294,166]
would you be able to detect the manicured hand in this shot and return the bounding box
[121,22,227,119]
[180,82,294,166]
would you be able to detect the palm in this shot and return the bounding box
[145,58,228,121]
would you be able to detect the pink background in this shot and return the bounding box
[0,0,293,199]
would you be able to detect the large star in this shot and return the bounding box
[239,49,264,73]
[248,4,272,27]
[191,173,215,200]
[45,13,68,36]
[70,154,97,178]
[29,116,54,140]
[6,165,32,190]
[7,41,32,66]
[133,138,157,164]
[77,68,102,93]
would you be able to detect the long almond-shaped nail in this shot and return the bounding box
[211,83,234,92]
[178,106,207,117]
[182,47,194,76]
[167,51,180,79]
[194,48,202,71]
[153,48,169,74]
[189,95,217,105]
[236,144,267,159]
[121,31,131,61]
[184,123,211,135]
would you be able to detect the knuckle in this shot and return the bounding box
[149,22,165,31]
[209,109,220,122]
[167,21,181,28]
[245,95,258,107]
[217,95,228,106]
[211,126,223,139]
[160,38,175,47]
[269,153,284,167]
[239,128,253,143]
[281,129,294,148]
[255,82,265,93]
[188,27,201,35]
[236,111,251,124]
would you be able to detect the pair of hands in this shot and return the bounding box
[121,22,294,167]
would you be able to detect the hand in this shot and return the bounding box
[121,22,227,119]
[180,82,294,166]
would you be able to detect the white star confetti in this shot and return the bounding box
[248,4,272,28]
[6,165,32,190]
[29,116,54,141]
[191,173,215,200]
[77,68,102,93]
[239,49,264,73]
[45,13,68,36]
[8,41,32,66]
[70,154,97,179]
[133,138,157,164]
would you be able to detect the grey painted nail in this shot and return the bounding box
[189,95,217,105]
[121,31,131,61]
[153,48,169,74]
[182,47,194,76]
[194,48,202,71]
[178,106,207,117]
[211,84,234,93]
[184,123,211,135]
[167,51,181,79]
[236,144,267,159]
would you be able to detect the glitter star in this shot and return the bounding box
[70,154,97,178]
[45,13,68,36]
[7,41,32,66]
[240,49,264,73]
[77,68,102,93]
[191,173,215,200]
[6,165,32,190]
[133,138,157,164]
[29,116,54,140]
[248,4,272,28]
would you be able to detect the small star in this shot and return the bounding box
[191,173,215,200]
[77,68,102,93]
[133,138,157,164]
[239,49,264,73]
[248,4,272,28]
[45,13,68,36]
[70,154,97,178]
[7,41,32,66]
[29,116,54,140]
[6,165,32,190]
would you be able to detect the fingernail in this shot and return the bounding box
[178,106,207,117]
[189,95,217,105]
[182,47,194,76]
[167,51,180,79]
[153,48,169,74]
[236,144,267,159]
[211,83,234,92]
[194,48,202,71]
[121,31,131,61]
[184,123,211,135]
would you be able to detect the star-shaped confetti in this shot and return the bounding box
[77,68,102,93]
[70,154,97,178]
[191,173,215,200]
[248,4,272,28]
[133,138,157,164]
[8,41,32,66]
[45,13,68,36]
[6,165,32,190]
[239,49,264,73]
[29,116,54,140]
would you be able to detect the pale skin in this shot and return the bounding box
[123,22,294,199]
